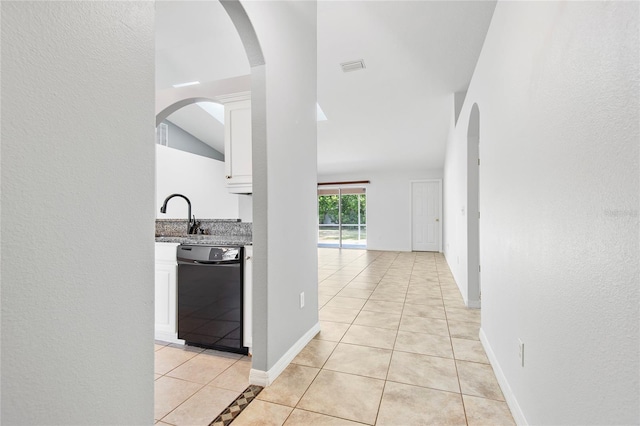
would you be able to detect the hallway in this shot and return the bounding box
[155,249,514,425]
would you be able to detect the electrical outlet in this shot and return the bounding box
[518,339,524,367]
[300,292,305,309]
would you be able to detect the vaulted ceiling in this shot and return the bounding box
[155,0,496,175]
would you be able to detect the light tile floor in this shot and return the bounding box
[154,344,252,425]
[155,249,515,425]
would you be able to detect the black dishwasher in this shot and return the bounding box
[177,245,247,354]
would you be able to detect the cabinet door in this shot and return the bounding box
[243,246,253,349]
[155,262,177,337]
[224,99,252,193]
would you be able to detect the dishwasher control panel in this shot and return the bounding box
[177,245,241,263]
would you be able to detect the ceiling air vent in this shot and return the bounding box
[340,59,366,73]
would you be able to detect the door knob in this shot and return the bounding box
[435,218,440,222]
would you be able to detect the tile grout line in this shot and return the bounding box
[157,353,251,424]
[156,250,498,425]
[209,384,265,426]
[298,250,391,425]
[369,251,399,426]
[241,250,509,424]
[279,249,370,416]
[158,381,208,424]
[437,254,470,426]
[286,362,323,421]
[154,345,207,423]
[374,251,414,425]
[345,250,394,425]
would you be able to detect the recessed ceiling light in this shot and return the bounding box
[172,81,200,88]
[340,60,366,73]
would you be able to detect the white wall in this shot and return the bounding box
[156,144,242,220]
[238,194,253,222]
[241,1,319,374]
[319,169,443,252]
[444,2,639,424]
[163,120,224,161]
[443,99,469,303]
[443,96,481,307]
[1,2,154,424]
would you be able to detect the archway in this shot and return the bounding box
[217,0,269,376]
[219,1,264,67]
[153,0,270,374]
[157,97,220,127]
[467,103,481,308]
[154,0,318,385]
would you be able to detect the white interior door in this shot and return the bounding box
[412,180,441,252]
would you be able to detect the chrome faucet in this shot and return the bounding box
[160,193,195,234]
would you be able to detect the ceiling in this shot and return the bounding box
[155,0,496,175]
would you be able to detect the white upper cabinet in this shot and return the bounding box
[221,92,252,194]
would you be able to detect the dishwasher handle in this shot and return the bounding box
[177,259,240,266]
[193,260,240,265]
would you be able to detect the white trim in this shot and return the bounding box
[317,183,369,191]
[451,278,480,309]
[479,327,528,426]
[409,179,443,252]
[458,286,470,307]
[248,369,270,387]
[249,322,321,387]
[154,332,184,345]
[215,91,251,104]
[467,299,481,309]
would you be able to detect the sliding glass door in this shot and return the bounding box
[318,189,340,244]
[318,187,366,248]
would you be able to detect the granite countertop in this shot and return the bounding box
[155,218,252,246]
[155,235,252,246]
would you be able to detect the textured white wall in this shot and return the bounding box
[443,98,481,308]
[1,2,155,424]
[442,99,468,304]
[238,194,253,223]
[443,101,469,302]
[156,145,241,220]
[319,169,443,252]
[444,2,639,424]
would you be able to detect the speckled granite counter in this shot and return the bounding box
[155,235,252,246]
[155,219,252,246]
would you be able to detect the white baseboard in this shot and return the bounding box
[249,322,321,387]
[467,299,481,309]
[479,327,528,425]
[459,291,469,306]
[155,331,184,345]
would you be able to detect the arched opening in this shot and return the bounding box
[153,0,269,371]
[156,97,221,127]
[467,103,481,308]
[218,0,269,376]
[219,1,265,67]
[154,0,319,388]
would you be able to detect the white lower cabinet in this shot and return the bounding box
[243,245,253,351]
[155,242,180,343]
